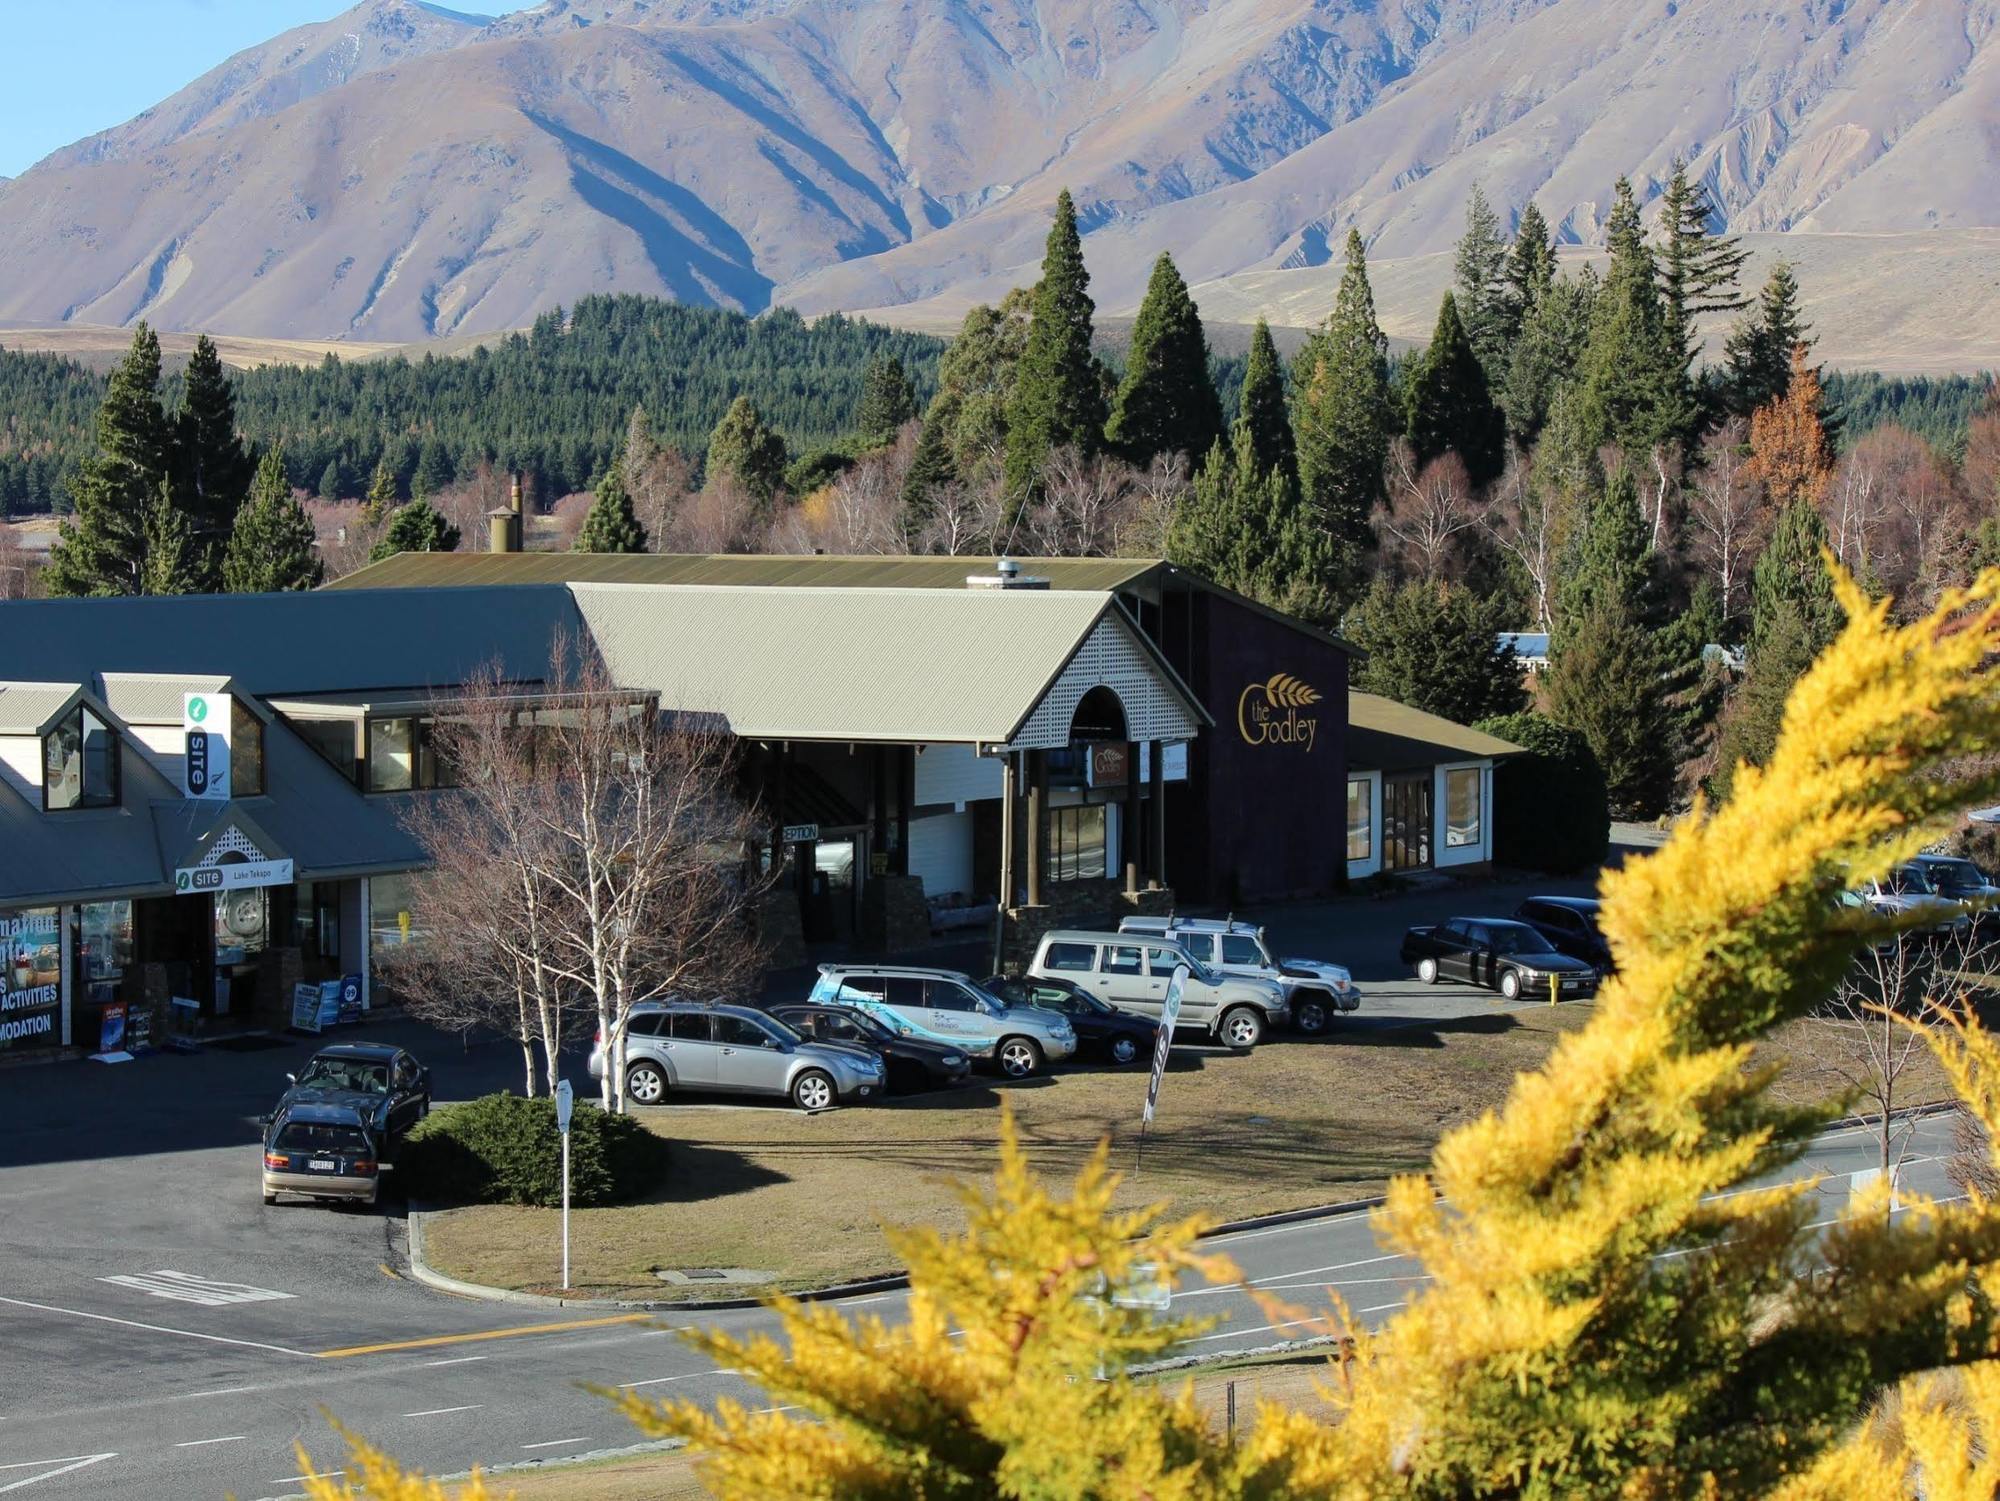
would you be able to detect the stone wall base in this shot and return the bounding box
[859,874,930,956]
[998,882,1175,975]
[758,862,809,971]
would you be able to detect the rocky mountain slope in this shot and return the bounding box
[0,0,1992,356]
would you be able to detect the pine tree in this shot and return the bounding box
[137,478,201,596]
[1577,178,1695,458]
[574,462,648,553]
[360,458,397,525]
[1499,270,1596,445]
[317,457,344,502]
[223,447,322,593]
[705,395,789,505]
[854,354,916,445]
[1404,292,1505,486]
[1505,201,1559,327]
[1748,498,1841,659]
[1293,232,1393,606]
[413,439,454,497]
[1542,597,1673,817]
[1232,319,1295,487]
[368,496,460,563]
[1344,576,1526,725]
[1004,190,1106,501]
[1555,466,1659,638]
[174,333,252,581]
[930,291,1033,485]
[900,393,961,533]
[1657,159,1750,378]
[1105,253,1222,468]
[1722,261,1810,417]
[45,323,176,597]
[1453,184,1513,380]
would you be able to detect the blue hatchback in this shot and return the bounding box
[806,964,1077,1079]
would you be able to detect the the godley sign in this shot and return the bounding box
[1236,673,1322,752]
[183,692,232,800]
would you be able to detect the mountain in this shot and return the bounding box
[0,0,1993,358]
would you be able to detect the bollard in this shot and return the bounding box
[1226,1379,1236,1447]
[1549,973,1559,1006]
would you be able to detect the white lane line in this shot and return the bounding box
[0,1294,312,1359]
[98,1271,293,1307]
[402,1406,482,1418]
[1173,1251,1415,1300]
[619,1369,739,1389]
[419,1355,488,1367]
[522,1438,592,1450]
[275,1472,344,1484]
[0,1454,118,1493]
[1186,1318,1323,1345]
[174,1436,246,1449]
[180,1387,257,1400]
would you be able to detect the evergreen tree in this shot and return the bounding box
[174,333,252,579]
[930,291,1032,484]
[368,496,460,563]
[1104,253,1222,468]
[45,323,175,597]
[574,462,648,553]
[854,354,916,444]
[1453,185,1513,381]
[1748,499,1841,659]
[1472,711,1611,873]
[1505,201,1559,328]
[1344,577,1526,725]
[1577,178,1695,458]
[413,439,454,497]
[1555,466,1659,637]
[318,458,344,502]
[1721,260,1810,417]
[359,458,398,525]
[1500,269,1595,445]
[1403,292,1506,487]
[222,447,322,593]
[1004,190,1106,501]
[900,393,961,533]
[705,395,789,505]
[137,478,202,597]
[1166,439,1243,586]
[1169,432,1336,624]
[1657,159,1750,379]
[1232,319,1296,487]
[1294,231,1392,606]
[1542,598,1674,817]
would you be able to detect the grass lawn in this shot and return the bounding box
[421,1004,1958,1301]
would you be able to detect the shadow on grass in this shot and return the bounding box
[634,1139,791,1208]
[1305,1012,1526,1050]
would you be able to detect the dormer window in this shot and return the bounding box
[44,704,120,810]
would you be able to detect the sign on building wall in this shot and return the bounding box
[0,909,62,1053]
[176,858,294,894]
[1236,673,1322,752]
[183,692,233,800]
[1088,743,1129,787]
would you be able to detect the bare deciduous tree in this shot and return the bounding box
[1377,442,1479,583]
[770,436,912,555]
[1684,421,1767,626]
[915,477,1007,556]
[660,473,765,554]
[1019,446,1136,557]
[1481,449,1566,631]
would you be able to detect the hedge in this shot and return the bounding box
[1473,712,1612,874]
[398,1092,669,1208]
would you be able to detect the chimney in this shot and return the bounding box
[965,556,1049,591]
[509,472,524,517]
[488,508,521,553]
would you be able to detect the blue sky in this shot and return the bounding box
[0,1,523,178]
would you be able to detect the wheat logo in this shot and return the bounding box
[1237,672,1322,751]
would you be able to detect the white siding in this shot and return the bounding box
[0,735,40,801]
[914,743,1002,807]
[907,811,976,899]
[1434,761,1493,869]
[127,723,184,786]
[1007,615,1203,749]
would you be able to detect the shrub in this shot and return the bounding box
[398,1092,668,1208]
[1473,711,1611,873]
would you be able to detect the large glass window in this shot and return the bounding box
[1445,767,1483,849]
[1045,804,1108,883]
[44,705,119,810]
[290,716,360,784]
[1347,778,1372,861]
[368,871,424,955]
[231,699,265,797]
[367,718,418,792]
[287,881,341,963]
[78,900,134,1007]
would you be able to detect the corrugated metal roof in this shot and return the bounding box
[0,681,84,736]
[1347,691,1523,772]
[97,673,270,727]
[328,551,1165,593]
[572,583,1156,743]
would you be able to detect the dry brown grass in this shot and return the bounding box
[0,322,397,370]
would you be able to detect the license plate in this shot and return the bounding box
[309,1158,336,1172]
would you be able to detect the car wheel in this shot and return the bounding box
[792,1070,836,1112]
[1417,957,1439,984]
[1500,970,1523,1001]
[997,1036,1043,1079]
[625,1060,669,1107]
[1219,1007,1264,1051]
[1292,994,1331,1035]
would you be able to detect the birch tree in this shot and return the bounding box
[1684,420,1766,627]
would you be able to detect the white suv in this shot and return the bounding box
[1025,930,1287,1050]
[1118,916,1358,1034]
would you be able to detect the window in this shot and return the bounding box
[1445,767,1482,849]
[275,1122,371,1153]
[668,1012,713,1041]
[288,881,341,963]
[626,1013,665,1037]
[44,704,119,810]
[1347,777,1372,861]
[1144,947,1184,976]
[1045,804,1108,883]
[232,699,265,797]
[819,1015,862,1043]
[882,976,927,1009]
[367,718,418,792]
[715,1015,777,1048]
[78,899,134,1006]
[1042,942,1097,973]
[369,872,423,955]
[1220,934,1266,967]
[1104,945,1143,976]
[924,981,974,1012]
[291,717,361,784]
[838,974,887,1000]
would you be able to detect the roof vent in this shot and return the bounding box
[965,556,1049,591]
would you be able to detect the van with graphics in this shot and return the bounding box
[805,965,1078,1079]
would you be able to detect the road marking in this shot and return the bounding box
[174,1436,246,1448]
[619,1369,740,1389]
[0,1294,312,1359]
[0,1454,117,1493]
[275,1472,344,1484]
[318,1312,652,1358]
[420,1356,488,1368]
[98,1271,294,1307]
[521,1438,591,1450]
[180,1387,257,1400]
[378,1263,402,1281]
[403,1405,482,1418]
[1186,1317,1323,1344]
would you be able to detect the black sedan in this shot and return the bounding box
[768,1002,973,1093]
[1400,917,1598,1001]
[981,973,1156,1066]
[271,1043,430,1151]
[1513,896,1614,973]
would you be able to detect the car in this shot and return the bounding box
[271,1043,430,1152]
[589,1002,882,1111]
[1511,896,1615,973]
[805,965,1078,1079]
[1024,930,1288,1050]
[262,1102,381,1206]
[1116,915,1359,1034]
[1908,855,2000,931]
[767,1002,973,1093]
[1853,865,1969,939]
[1400,917,1598,1000]
[980,973,1157,1066]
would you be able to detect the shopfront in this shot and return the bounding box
[0,908,65,1055]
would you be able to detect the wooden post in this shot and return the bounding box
[1025,749,1046,908]
[1148,739,1167,889]
[994,751,1017,974]
[871,744,889,874]
[1123,740,1141,896]
[895,746,915,877]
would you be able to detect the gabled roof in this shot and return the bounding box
[1346,692,1523,772]
[0,681,85,736]
[98,672,274,727]
[326,551,1163,593]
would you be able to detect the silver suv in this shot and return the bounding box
[808,965,1078,1078]
[1025,930,1288,1050]
[1117,915,1359,1034]
[589,1002,882,1112]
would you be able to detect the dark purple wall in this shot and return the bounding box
[1164,590,1349,903]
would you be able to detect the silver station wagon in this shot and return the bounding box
[590,1001,882,1112]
